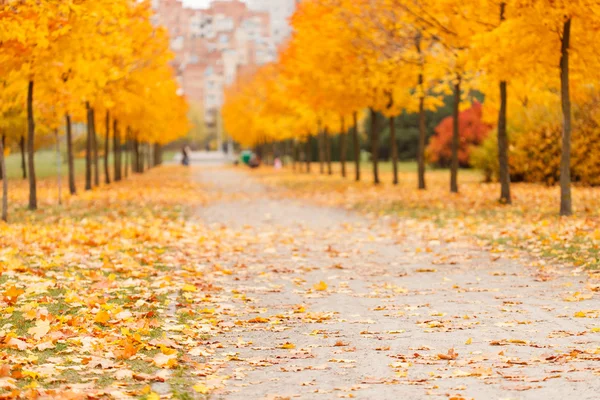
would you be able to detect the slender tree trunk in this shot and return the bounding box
[325,127,332,175]
[418,81,427,190]
[318,128,325,174]
[55,130,62,205]
[20,136,27,180]
[306,136,311,173]
[340,116,347,178]
[497,80,511,204]
[85,103,92,191]
[66,114,76,195]
[390,116,399,185]
[370,108,380,185]
[113,119,121,182]
[497,4,511,204]
[27,80,37,210]
[104,111,111,184]
[560,18,572,216]
[450,76,461,193]
[91,108,99,187]
[352,111,360,182]
[0,135,7,222]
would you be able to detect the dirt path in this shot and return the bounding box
[193,168,599,400]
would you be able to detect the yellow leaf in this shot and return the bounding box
[193,383,209,394]
[95,310,111,324]
[280,342,295,349]
[28,319,50,340]
[465,338,472,345]
[313,281,328,291]
[182,284,197,292]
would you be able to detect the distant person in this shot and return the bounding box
[249,154,261,169]
[274,157,282,170]
[182,146,190,166]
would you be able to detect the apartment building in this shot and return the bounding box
[153,0,282,125]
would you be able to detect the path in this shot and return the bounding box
[193,167,600,400]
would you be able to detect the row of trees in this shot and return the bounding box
[0,0,189,221]
[222,0,600,216]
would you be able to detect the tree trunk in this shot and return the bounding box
[0,135,7,222]
[104,111,111,184]
[55,130,62,205]
[325,127,332,175]
[91,108,99,187]
[370,108,380,185]
[352,111,360,182]
[390,116,399,185]
[450,76,461,193]
[85,103,92,191]
[66,114,76,195]
[20,136,27,180]
[27,80,37,210]
[318,128,325,174]
[340,116,347,178]
[559,18,572,216]
[498,80,511,204]
[497,4,511,204]
[418,76,427,190]
[306,136,311,173]
[113,119,121,181]
[133,139,140,173]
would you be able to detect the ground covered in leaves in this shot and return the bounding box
[1,165,599,399]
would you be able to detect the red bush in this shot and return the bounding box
[426,101,492,167]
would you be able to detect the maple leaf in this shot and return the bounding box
[280,342,296,349]
[438,348,458,360]
[313,281,328,291]
[27,319,50,340]
[4,286,24,305]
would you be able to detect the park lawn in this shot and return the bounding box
[255,162,600,272]
[0,166,227,399]
[3,149,177,181]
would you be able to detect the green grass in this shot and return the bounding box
[4,149,176,180]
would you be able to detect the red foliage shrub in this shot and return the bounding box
[426,101,492,167]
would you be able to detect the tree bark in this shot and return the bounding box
[318,127,325,174]
[498,80,511,204]
[450,76,461,193]
[85,103,92,191]
[340,116,347,178]
[0,135,7,222]
[91,108,99,187]
[27,80,37,210]
[390,116,399,185]
[20,136,27,180]
[66,114,76,195]
[418,76,427,190]
[352,111,360,182]
[305,136,311,173]
[113,119,121,181]
[104,111,111,184]
[560,18,572,216]
[370,108,380,185]
[325,127,332,175]
[497,4,511,204]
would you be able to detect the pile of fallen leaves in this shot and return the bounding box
[0,167,229,399]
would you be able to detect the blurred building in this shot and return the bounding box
[152,0,294,131]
